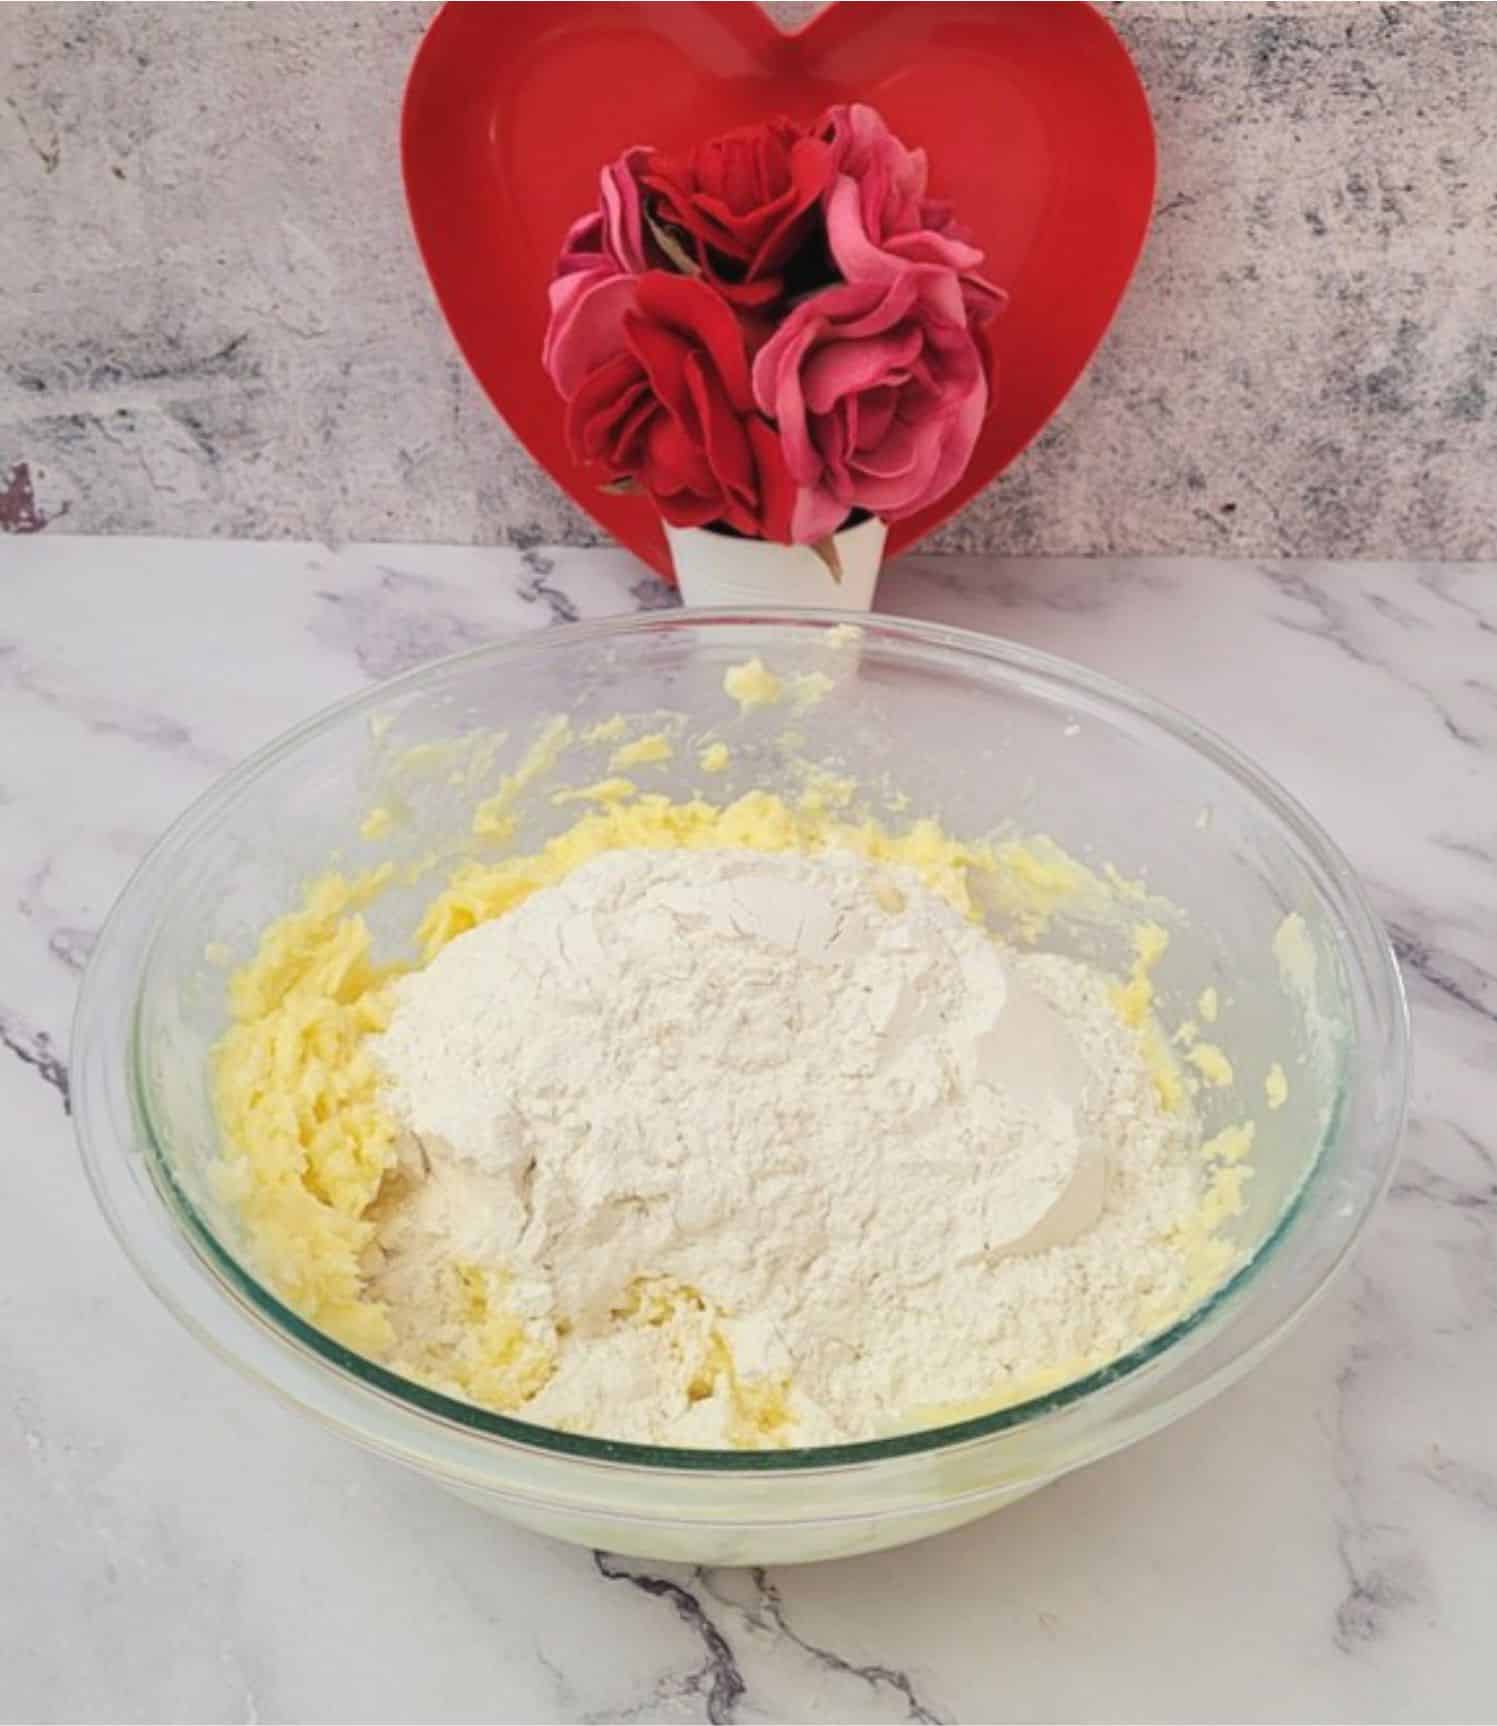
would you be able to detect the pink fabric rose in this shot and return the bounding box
[543,147,654,396]
[820,103,1005,327]
[752,270,987,543]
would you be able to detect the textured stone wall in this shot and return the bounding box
[3,3,1494,555]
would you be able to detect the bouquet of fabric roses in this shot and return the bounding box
[542,104,1002,578]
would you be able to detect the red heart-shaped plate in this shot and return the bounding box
[403,2,1154,577]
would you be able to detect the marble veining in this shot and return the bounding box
[2,536,1494,1722]
[4,4,1497,557]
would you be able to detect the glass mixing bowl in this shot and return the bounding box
[74,612,1407,1565]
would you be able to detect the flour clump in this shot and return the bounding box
[368,847,1202,1445]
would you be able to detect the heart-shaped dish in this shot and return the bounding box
[403,1,1155,576]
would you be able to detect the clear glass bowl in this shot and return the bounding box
[74,612,1408,1565]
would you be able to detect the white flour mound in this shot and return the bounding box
[369,848,1203,1445]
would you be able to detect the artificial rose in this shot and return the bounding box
[820,103,1005,327]
[556,270,795,539]
[642,118,833,308]
[752,270,987,543]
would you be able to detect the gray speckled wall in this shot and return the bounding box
[3,2,1495,555]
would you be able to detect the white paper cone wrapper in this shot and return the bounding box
[667,515,886,611]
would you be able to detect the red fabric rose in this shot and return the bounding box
[557,271,795,539]
[641,118,833,308]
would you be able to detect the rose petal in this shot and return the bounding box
[686,350,756,529]
[645,411,715,503]
[754,316,825,484]
[565,352,651,467]
[626,314,692,425]
[850,430,940,513]
[556,211,605,277]
[825,174,900,288]
[960,273,1008,327]
[815,405,850,493]
[634,273,754,409]
[853,386,898,451]
[746,414,797,543]
[849,415,922,482]
[599,146,653,272]
[593,373,659,469]
[910,362,987,514]
[654,485,722,529]
[800,326,923,413]
[790,483,851,545]
[544,270,639,399]
[885,225,985,276]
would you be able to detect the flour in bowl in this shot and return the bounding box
[364,847,1215,1447]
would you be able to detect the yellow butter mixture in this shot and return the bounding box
[211,701,1267,1446]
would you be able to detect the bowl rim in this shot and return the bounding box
[75,607,1410,1476]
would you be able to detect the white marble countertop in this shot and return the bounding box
[3,536,1493,1724]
